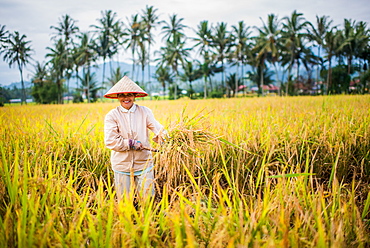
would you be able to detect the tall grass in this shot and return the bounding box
[0,95,369,247]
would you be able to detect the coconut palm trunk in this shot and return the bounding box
[18,64,26,104]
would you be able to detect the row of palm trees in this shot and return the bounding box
[1,6,369,104]
[0,25,32,103]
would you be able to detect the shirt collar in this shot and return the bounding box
[119,104,137,113]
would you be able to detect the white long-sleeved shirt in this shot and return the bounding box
[104,104,164,172]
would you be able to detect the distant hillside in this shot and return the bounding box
[1,81,32,89]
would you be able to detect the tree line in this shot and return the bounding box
[0,6,369,104]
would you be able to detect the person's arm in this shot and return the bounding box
[146,108,167,144]
[104,113,130,152]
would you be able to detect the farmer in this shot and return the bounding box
[104,76,166,201]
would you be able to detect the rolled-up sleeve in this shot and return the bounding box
[104,112,130,152]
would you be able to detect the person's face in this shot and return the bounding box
[117,93,135,110]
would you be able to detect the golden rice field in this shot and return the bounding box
[0,95,369,247]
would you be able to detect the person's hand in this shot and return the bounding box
[157,130,170,146]
[129,139,143,150]
[157,136,164,145]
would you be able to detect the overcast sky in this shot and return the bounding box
[1,0,369,86]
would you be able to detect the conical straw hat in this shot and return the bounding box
[103,76,148,99]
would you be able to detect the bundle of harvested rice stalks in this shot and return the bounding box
[154,110,222,197]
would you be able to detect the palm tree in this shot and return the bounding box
[31,61,51,104]
[107,67,128,87]
[246,66,275,94]
[339,19,358,75]
[0,25,8,51]
[161,14,187,42]
[92,33,109,90]
[137,40,148,87]
[77,70,102,102]
[231,21,251,96]
[211,22,232,89]
[358,43,370,73]
[281,10,310,95]
[180,61,202,98]
[157,33,190,99]
[1,31,33,104]
[300,46,320,89]
[338,19,370,75]
[353,21,370,71]
[159,14,188,99]
[307,15,334,85]
[322,27,341,94]
[74,32,97,103]
[154,65,173,99]
[50,15,80,103]
[46,39,72,103]
[111,19,127,65]
[255,14,282,95]
[50,14,79,46]
[91,10,121,92]
[250,41,267,96]
[193,21,213,57]
[125,13,145,81]
[199,57,223,98]
[193,20,214,98]
[141,5,160,98]
[31,61,49,84]
[226,73,238,97]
